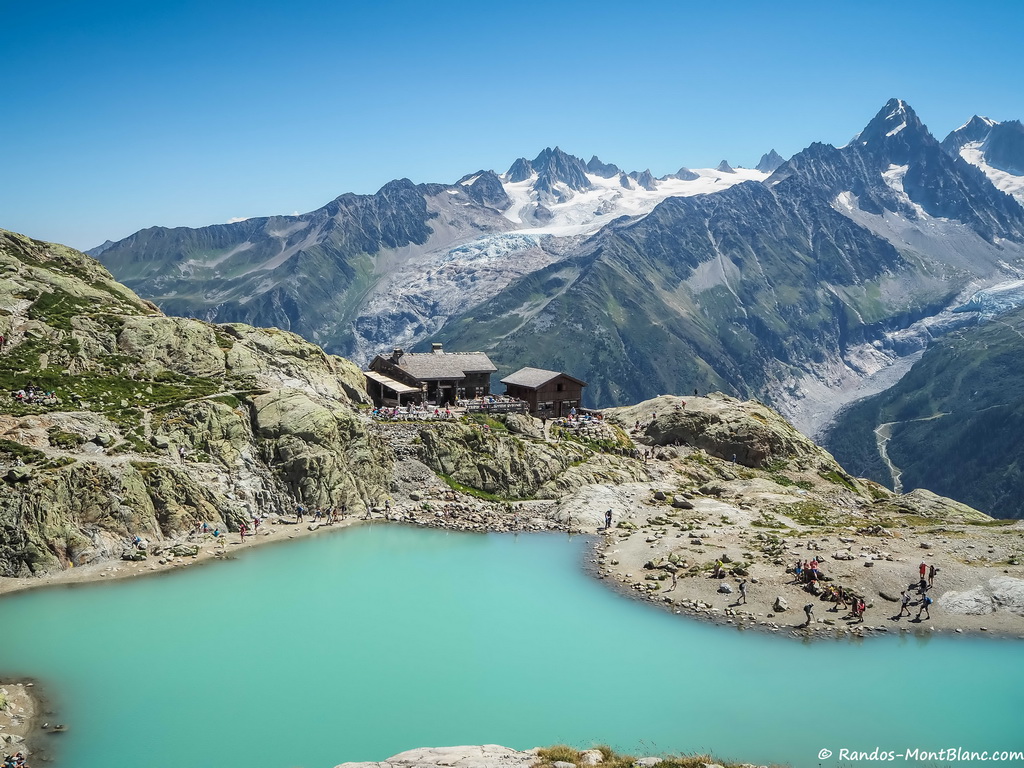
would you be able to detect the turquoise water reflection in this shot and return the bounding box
[0,525,1021,768]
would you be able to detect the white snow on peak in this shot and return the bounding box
[499,167,768,237]
[953,115,999,132]
[882,164,909,193]
[959,143,1024,205]
[881,164,931,219]
[459,174,481,187]
[886,122,907,138]
[885,100,907,120]
[834,191,857,211]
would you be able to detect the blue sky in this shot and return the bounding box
[2,0,1023,249]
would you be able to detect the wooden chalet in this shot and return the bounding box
[500,367,587,418]
[365,343,497,406]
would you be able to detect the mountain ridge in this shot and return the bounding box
[90,100,1024,430]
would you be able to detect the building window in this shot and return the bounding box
[556,383,564,392]
[538,401,554,411]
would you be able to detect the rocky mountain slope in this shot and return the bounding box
[942,116,1024,204]
[823,303,1024,519]
[0,229,653,577]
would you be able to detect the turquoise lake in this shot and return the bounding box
[0,524,1022,768]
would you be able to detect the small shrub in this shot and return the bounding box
[47,427,85,449]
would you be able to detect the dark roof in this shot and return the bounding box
[501,367,587,389]
[392,351,496,381]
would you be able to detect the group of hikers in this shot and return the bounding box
[791,558,870,626]
[897,561,938,621]
[3,752,28,767]
[792,558,940,628]
[372,404,455,420]
[9,384,58,405]
[294,504,351,524]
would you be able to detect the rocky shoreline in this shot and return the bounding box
[0,680,49,766]
[334,744,776,768]
[4,400,1024,641]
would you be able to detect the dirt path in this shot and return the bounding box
[874,413,948,493]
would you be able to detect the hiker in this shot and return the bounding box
[898,590,911,617]
[836,587,848,611]
[928,564,937,587]
[713,559,723,578]
[239,522,247,542]
[803,603,814,627]
[857,599,866,623]
[916,594,933,621]
[296,505,304,523]
[919,561,927,582]
[604,509,613,530]
[738,579,747,604]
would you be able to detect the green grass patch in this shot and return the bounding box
[47,427,85,449]
[781,500,832,527]
[464,413,508,432]
[208,394,241,408]
[0,438,47,464]
[535,742,784,768]
[437,473,529,502]
[27,288,96,331]
[768,473,812,490]
[819,469,858,492]
[967,518,1017,527]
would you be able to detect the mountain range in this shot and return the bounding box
[91,100,1024,429]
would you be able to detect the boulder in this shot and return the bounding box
[773,596,788,612]
[5,467,32,482]
[610,393,846,472]
[503,413,543,439]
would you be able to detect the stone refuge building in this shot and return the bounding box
[365,343,497,406]
[501,367,587,417]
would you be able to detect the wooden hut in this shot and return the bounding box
[500,367,587,418]
[366,343,496,406]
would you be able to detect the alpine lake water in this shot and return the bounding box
[1,524,1022,768]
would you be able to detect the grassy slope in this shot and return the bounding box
[825,306,1024,519]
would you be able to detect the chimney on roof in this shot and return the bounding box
[391,348,404,362]
[431,342,443,354]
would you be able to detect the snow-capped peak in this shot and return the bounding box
[953,115,998,133]
[498,153,767,236]
[853,98,931,151]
